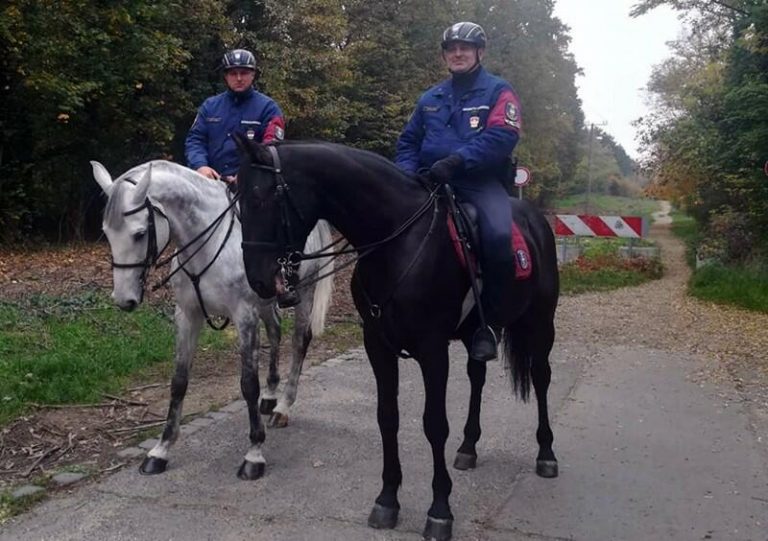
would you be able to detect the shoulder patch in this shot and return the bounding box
[504,102,521,129]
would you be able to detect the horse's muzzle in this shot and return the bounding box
[115,298,139,312]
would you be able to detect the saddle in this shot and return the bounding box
[446,201,532,280]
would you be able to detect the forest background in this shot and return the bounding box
[0,0,765,267]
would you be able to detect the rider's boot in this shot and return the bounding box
[469,264,510,362]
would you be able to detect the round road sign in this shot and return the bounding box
[514,166,531,187]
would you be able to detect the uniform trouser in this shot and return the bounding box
[452,176,514,325]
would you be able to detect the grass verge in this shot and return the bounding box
[689,264,768,314]
[0,292,233,426]
[669,211,768,314]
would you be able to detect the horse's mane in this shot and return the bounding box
[274,140,423,189]
[104,161,223,230]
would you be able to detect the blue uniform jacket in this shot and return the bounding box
[395,66,521,177]
[185,88,285,176]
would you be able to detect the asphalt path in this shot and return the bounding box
[2,337,767,540]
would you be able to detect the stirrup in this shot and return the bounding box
[469,326,497,362]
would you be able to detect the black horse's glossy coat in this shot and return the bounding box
[236,138,559,540]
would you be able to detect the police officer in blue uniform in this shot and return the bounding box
[395,22,523,362]
[185,49,285,182]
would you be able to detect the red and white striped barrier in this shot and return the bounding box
[554,215,646,238]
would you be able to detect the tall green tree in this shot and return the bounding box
[0,0,229,241]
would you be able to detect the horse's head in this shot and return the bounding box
[235,135,318,299]
[93,161,170,311]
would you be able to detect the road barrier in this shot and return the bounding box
[554,215,647,238]
[552,215,650,264]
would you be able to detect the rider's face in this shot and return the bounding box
[442,42,484,74]
[224,68,255,92]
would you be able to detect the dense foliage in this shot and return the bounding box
[634,0,768,264]
[1,0,642,242]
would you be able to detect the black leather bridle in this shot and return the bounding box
[110,181,171,303]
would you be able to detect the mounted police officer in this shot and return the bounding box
[394,22,522,362]
[185,48,286,182]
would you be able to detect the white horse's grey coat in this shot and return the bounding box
[93,160,334,475]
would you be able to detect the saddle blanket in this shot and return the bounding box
[447,215,532,280]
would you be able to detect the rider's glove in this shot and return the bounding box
[429,154,464,184]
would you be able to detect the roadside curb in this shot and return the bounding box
[4,348,365,510]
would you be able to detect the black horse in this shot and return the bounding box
[235,137,559,541]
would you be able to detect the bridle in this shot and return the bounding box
[111,175,240,329]
[110,178,171,302]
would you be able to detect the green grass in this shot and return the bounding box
[0,292,233,426]
[669,210,768,313]
[689,264,768,313]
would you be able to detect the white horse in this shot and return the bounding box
[92,160,334,480]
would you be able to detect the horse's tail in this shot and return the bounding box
[305,220,335,336]
[501,322,532,402]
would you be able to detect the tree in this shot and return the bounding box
[636,0,768,257]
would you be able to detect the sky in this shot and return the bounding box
[552,0,684,159]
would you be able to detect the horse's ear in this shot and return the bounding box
[91,161,113,196]
[130,163,153,206]
[233,132,271,165]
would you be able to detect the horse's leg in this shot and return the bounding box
[258,301,281,416]
[140,306,203,475]
[365,327,402,531]
[270,290,313,428]
[531,318,558,478]
[454,335,486,471]
[416,344,454,541]
[237,313,268,480]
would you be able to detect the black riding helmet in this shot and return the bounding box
[221,49,256,71]
[441,22,487,49]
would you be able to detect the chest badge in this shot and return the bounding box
[246,129,256,140]
[469,116,480,129]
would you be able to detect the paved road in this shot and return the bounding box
[3,335,767,541]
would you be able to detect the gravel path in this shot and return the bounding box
[557,209,768,459]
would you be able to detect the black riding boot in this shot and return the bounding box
[469,263,510,362]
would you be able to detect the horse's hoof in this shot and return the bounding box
[367,503,399,529]
[422,515,453,540]
[237,460,265,480]
[260,398,277,415]
[139,456,168,475]
[536,459,559,478]
[268,412,289,428]
[453,452,477,471]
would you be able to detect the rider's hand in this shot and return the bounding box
[197,166,221,180]
[429,154,464,184]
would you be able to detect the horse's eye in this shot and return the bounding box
[133,231,146,242]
